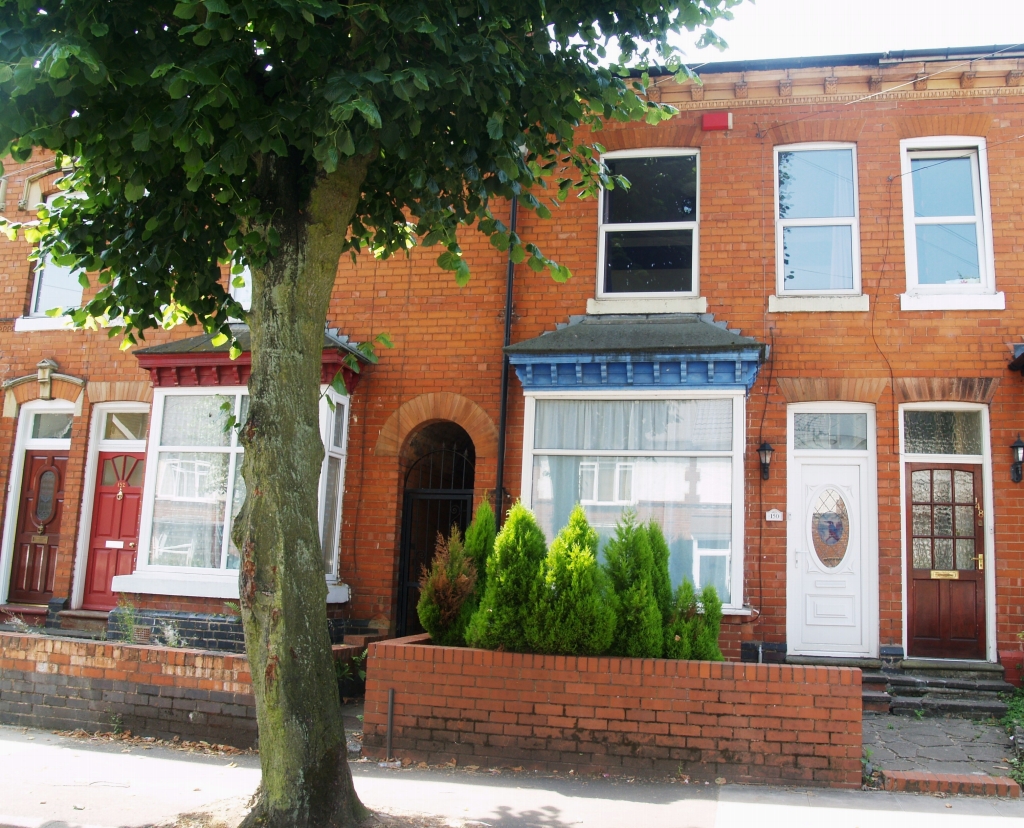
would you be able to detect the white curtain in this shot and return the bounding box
[534,399,732,452]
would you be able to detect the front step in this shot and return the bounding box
[57,609,109,633]
[789,656,1011,718]
[888,662,1011,719]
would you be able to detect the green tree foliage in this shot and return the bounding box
[603,510,663,658]
[466,501,548,652]
[664,580,724,661]
[647,519,673,624]
[463,500,497,595]
[525,505,617,655]
[0,3,738,823]
[416,526,477,647]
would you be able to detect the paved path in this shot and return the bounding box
[863,714,1016,777]
[3,725,1024,828]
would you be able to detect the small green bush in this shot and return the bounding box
[416,527,477,647]
[465,501,548,652]
[647,520,673,625]
[464,500,497,594]
[525,505,617,656]
[664,580,725,661]
[603,510,663,659]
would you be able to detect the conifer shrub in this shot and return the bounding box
[416,527,477,647]
[663,580,725,661]
[525,505,617,656]
[647,520,673,625]
[603,510,663,659]
[465,501,548,652]
[463,500,497,594]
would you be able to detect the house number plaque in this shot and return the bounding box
[930,570,959,580]
[30,534,48,544]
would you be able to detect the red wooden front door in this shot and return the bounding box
[82,453,145,611]
[9,452,67,604]
[906,464,986,659]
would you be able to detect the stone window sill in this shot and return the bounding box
[111,572,350,603]
[900,292,1005,311]
[14,316,74,332]
[768,295,869,313]
[587,296,708,315]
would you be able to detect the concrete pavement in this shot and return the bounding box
[3,725,1024,828]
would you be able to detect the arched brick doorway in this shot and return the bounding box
[395,422,475,637]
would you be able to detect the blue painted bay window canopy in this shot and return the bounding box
[505,314,767,392]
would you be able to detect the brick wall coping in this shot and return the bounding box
[363,634,863,788]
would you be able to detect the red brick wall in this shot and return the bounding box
[0,632,256,745]
[3,75,1024,661]
[362,634,862,787]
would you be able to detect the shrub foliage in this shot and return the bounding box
[463,500,497,594]
[416,527,477,647]
[647,520,674,625]
[603,510,663,659]
[525,505,617,656]
[465,502,548,652]
[664,581,725,661]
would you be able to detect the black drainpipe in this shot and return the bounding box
[494,196,517,529]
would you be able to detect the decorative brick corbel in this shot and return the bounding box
[824,76,838,95]
[690,83,705,102]
[778,78,792,97]
[1007,70,1024,87]
[734,80,748,98]
[960,72,976,89]
[869,77,883,93]
[913,75,929,91]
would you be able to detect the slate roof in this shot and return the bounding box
[135,323,369,361]
[504,314,765,358]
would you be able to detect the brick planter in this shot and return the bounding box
[0,632,256,746]
[363,634,863,788]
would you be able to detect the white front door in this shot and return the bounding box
[787,405,878,657]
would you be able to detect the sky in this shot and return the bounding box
[675,0,1024,66]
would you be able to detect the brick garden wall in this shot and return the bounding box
[0,632,257,747]
[362,635,863,788]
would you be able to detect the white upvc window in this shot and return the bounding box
[597,149,699,299]
[521,390,745,610]
[30,192,84,317]
[114,387,349,598]
[775,143,860,296]
[899,137,1000,310]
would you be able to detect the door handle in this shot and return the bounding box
[129,542,136,548]
[976,553,984,571]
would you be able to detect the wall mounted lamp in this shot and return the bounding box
[757,442,774,481]
[1012,436,1024,484]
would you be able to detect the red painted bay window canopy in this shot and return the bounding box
[134,323,370,392]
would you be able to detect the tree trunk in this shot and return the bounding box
[235,155,371,828]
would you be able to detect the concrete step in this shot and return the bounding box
[787,655,882,670]
[0,604,46,627]
[899,658,1005,677]
[890,695,1007,719]
[863,689,893,713]
[57,609,109,632]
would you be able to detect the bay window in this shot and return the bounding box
[115,387,349,597]
[523,393,745,607]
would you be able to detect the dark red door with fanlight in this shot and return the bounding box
[9,452,67,604]
[82,453,145,611]
[906,464,986,659]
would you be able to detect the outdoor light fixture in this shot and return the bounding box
[757,442,774,481]
[1012,436,1024,484]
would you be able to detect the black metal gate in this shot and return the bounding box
[396,447,475,637]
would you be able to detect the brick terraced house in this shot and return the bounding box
[3,47,1024,702]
